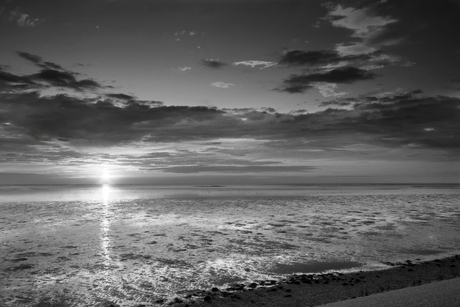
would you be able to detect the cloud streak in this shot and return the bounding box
[149,165,315,173]
[276,67,376,94]
[233,60,277,69]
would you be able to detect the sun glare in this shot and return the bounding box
[101,172,111,183]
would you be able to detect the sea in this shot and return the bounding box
[0,184,459,306]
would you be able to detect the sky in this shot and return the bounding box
[0,0,459,185]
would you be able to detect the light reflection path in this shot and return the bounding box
[100,184,112,266]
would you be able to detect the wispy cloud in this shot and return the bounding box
[211,81,234,89]
[179,66,191,72]
[174,66,192,72]
[174,30,201,36]
[233,60,277,69]
[1,7,44,27]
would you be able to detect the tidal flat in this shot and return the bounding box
[0,185,459,306]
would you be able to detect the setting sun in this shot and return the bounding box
[100,172,111,184]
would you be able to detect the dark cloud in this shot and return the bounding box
[43,61,65,70]
[279,50,341,66]
[277,48,405,72]
[201,59,228,69]
[1,52,107,92]
[278,49,379,67]
[106,93,136,100]
[17,51,43,65]
[320,90,423,107]
[261,107,277,113]
[0,91,223,143]
[320,98,356,107]
[17,51,65,70]
[29,69,103,91]
[0,67,37,92]
[1,89,458,150]
[276,67,376,93]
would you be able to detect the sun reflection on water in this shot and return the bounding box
[100,184,112,266]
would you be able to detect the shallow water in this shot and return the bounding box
[0,185,459,306]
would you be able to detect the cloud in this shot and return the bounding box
[0,67,36,92]
[174,30,201,36]
[279,49,346,67]
[276,67,376,93]
[1,88,459,178]
[335,43,376,56]
[0,91,223,144]
[211,82,234,89]
[178,66,191,72]
[326,4,398,45]
[320,89,424,107]
[0,52,107,92]
[2,47,458,179]
[17,51,65,71]
[30,69,101,91]
[105,93,136,101]
[3,87,459,150]
[150,165,315,173]
[313,83,347,97]
[25,69,102,92]
[2,7,44,27]
[278,48,401,71]
[17,51,42,64]
[201,59,228,69]
[233,60,277,69]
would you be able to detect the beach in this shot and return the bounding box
[188,255,460,307]
[1,185,459,306]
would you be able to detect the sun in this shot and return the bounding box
[101,172,111,182]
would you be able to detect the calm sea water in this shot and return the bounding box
[1,185,459,306]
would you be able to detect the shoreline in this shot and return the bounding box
[170,254,460,307]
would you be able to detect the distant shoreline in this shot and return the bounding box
[0,183,459,187]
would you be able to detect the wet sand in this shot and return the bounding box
[187,255,460,307]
